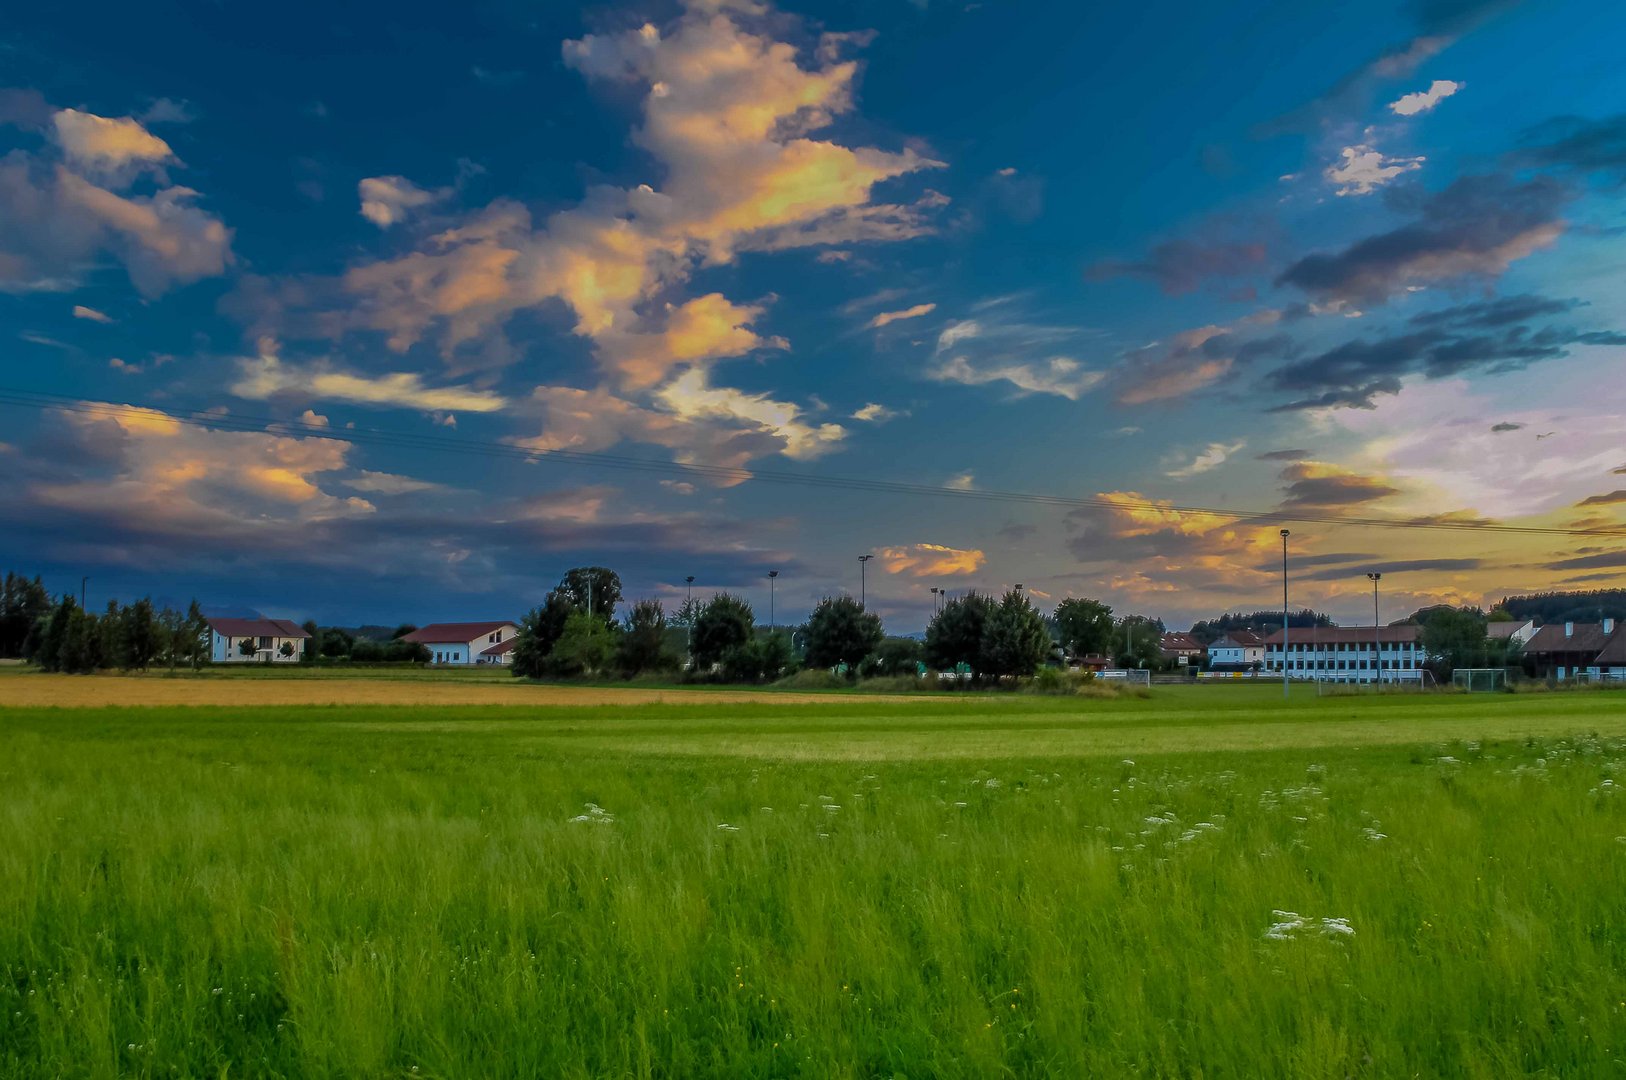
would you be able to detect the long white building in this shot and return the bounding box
[1262,625,1426,682]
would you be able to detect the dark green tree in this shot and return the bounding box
[859,636,924,677]
[123,597,159,670]
[1,573,51,658]
[721,632,794,683]
[100,600,128,670]
[555,567,623,621]
[1116,615,1165,670]
[300,620,320,663]
[157,606,187,670]
[237,637,259,661]
[183,601,210,668]
[549,611,617,677]
[981,589,1052,679]
[616,599,674,675]
[802,595,883,673]
[691,594,754,671]
[925,592,995,676]
[510,592,577,678]
[1420,607,1489,677]
[36,596,76,673]
[1053,597,1116,658]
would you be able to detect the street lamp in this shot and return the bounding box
[930,587,940,614]
[685,575,695,664]
[858,554,874,608]
[1367,571,1382,686]
[80,575,88,610]
[768,570,779,632]
[1280,529,1291,700]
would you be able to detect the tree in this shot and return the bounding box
[390,623,418,640]
[320,626,354,659]
[691,594,754,671]
[1053,598,1115,658]
[721,632,793,683]
[860,637,924,678]
[58,603,99,674]
[1420,607,1489,677]
[300,620,320,663]
[157,607,187,670]
[617,600,675,676]
[183,601,210,668]
[1116,615,1165,670]
[510,592,576,679]
[1,573,50,659]
[802,596,883,673]
[925,592,995,676]
[123,598,159,670]
[237,637,259,661]
[36,596,75,673]
[100,600,128,670]
[980,590,1051,679]
[547,612,617,677]
[555,567,623,621]
[278,641,295,659]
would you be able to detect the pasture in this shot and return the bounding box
[3,682,1625,1077]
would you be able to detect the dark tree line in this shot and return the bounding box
[1498,590,1626,626]
[17,587,211,674]
[1188,609,1333,645]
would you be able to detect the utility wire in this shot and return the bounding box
[2,387,1623,539]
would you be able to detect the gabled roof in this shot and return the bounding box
[1525,622,1612,656]
[1161,632,1204,651]
[1213,630,1262,646]
[1486,620,1533,640]
[402,621,516,644]
[1263,625,1420,645]
[481,637,517,657]
[207,617,310,639]
[1593,626,1626,665]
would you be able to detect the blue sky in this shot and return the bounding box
[3,0,1625,631]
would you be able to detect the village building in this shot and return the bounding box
[207,617,311,663]
[402,621,521,665]
[1262,625,1426,682]
[1206,630,1265,671]
[1521,620,1620,680]
[1159,631,1206,666]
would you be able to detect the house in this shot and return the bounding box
[1522,619,1619,679]
[1262,625,1425,683]
[1590,624,1626,678]
[1486,619,1538,647]
[1070,653,1113,673]
[207,617,310,663]
[1159,631,1206,666]
[1207,630,1264,671]
[402,621,521,665]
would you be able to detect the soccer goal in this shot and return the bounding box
[1100,668,1152,687]
[1452,668,1506,693]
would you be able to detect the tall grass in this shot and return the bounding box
[2,695,1625,1076]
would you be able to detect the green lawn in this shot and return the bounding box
[3,687,1625,1077]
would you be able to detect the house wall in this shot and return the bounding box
[425,624,520,664]
[212,632,305,662]
[1209,644,1264,666]
[1264,639,1424,681]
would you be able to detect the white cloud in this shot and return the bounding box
[50,109,173,180]
[298,409,329,427]
[867,302,936,329]
[231,342,507,413]
[346,470,450,495]
[358,175,446,228]
[852,402,906,423]
[1325,144,1424,196]
[936,320,981,351]
[654,369,845,461]
[72,304,112,323]
[930,355,1104,400]
[946,472,975,490]
[1388,79,1462,117]
[1165,440,1246,479]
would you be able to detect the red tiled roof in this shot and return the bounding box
[402,621,515,644]
[1214,630,1262,646]
[1593,627,1626,665]
[1263,625,1420,645]
[207,617,310,639]
[481,637,517,657]
[1486,620,1532,639]
[1161,632,1204,651]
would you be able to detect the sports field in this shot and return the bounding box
[3,677,1625,1077]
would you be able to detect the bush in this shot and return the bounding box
[855,674,928,694]
[772,669,846,691]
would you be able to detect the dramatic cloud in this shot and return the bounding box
[1512,112,1626,183]
[653,369,845,461]
[1277,175,1570,306]
[928,315,1105,400]
[877,542,985,577]
[1325,143,1424,196]
[598,293,786,391]
[358,176,446,228]
[1277,461,1400,507]
[0,104,231,296]
[867,302,936,329]
[232,343,507,412]
[930,355,1103,400]
[1388,79,1463,116]
[1577,490,1626,508]
[1114,313,1289,405]
[50,108,174,179]
[1268,294,1626,410]
[1165,441,1245,479]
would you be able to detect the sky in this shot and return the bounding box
[2,0,1625,631]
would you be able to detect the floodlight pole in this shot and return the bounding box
[80,575,88,610]
[858,554,873,608]
[1281,529,1291,700]
[1367,571,1382,685]
[685,575,695,664]
[768,570,778,632]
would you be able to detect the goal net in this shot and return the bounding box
[1100,668,1152,687]
[1452,668,1506,693]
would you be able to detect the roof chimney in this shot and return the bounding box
[1565,621,1574,638]
[1606,618,1616,635]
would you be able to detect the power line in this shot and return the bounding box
[2,387,1622,539]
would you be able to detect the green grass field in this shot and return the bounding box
[4,685,1626,1077]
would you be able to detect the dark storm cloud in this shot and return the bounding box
[1276,176,1571,307]
[1278,464,1400,508]
[1267,297,1626,411]
[1256,448,1311,461]
[1577,490,1626,507]
[1294,557,1485,582]
[1490,422,1524,433]
[1088,238,1267,296]
[1554,550,1626,571]
[1512,113,1626,183]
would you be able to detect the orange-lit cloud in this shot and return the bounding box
[879,542,986,577]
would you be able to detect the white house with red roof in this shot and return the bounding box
[402,621,521,665]
[207,617,311,663]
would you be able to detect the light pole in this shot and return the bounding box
[930,587,940,614]
[685,575,695,663]
[80,575,88,610]
[858,554,873,609]
[768,570,778,632]
[1281,529,1291,700]
[1367,571,1382,685]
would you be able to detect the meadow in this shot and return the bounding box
[3,682,1626,1077]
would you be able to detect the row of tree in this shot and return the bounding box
[25,595,212,674]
